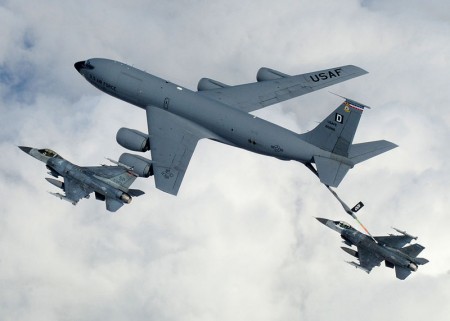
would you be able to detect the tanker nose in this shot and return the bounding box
[74,60,94,73]
[74,61,86,72]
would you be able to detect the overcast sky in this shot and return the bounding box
[1,0,449,320]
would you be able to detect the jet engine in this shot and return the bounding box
[256,67,289,82]
[407,262,418,272]
[119,192,132,204]
[197,78,229,91]
[116,127,150,152]
[119,153,153,178]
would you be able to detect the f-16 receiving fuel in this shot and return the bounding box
[316,218,429,280]
[75,59,397,195]
[19,146,152,212]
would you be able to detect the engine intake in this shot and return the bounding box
[119,153,153,178]
[116,127,149,152]
[197,78,229,91]
[256,67,290,82]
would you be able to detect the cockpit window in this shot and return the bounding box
[38,148,61,158]
[337,221,352,229]
[85,60,94,69]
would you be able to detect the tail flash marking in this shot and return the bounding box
[344,101,364,112]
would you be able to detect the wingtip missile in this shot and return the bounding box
[392,227,418,240]
[106,157,134,171]
[48,192,77,205]
[346,261,370,273]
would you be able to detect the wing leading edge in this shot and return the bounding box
[198,65,368,113]
[374,235,415,249]
[146,106,211,195]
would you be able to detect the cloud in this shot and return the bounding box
[1,0,449,320]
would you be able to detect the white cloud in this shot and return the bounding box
[1,0,449,320]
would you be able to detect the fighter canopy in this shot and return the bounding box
[37,148,62,159]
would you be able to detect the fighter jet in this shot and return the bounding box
[19,146,152,212]
[316,218,429,280]
[74,59,397,195]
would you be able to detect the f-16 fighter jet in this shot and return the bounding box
[75,59,397,195]
[19,146,152,212]
[316,218,429,280]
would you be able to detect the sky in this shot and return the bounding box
[1,0,449,320]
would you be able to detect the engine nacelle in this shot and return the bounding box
[116,127,150,152]
[197,78,229,91]
[119,153,153,178]
[256,67,290,82]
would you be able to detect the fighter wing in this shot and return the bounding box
[146,106,208,195]
[198,65,367,113]
[357,246,384,273]
[374,235,415,249]
[87,166,138,191]
[63,177,93,204]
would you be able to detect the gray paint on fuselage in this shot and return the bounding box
[47,157,120,199]
[342,228,413,268]
[84,58,328,163]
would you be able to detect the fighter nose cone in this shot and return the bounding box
[74,61,86,72]
[316,217,329,225]
[18,146,32,154]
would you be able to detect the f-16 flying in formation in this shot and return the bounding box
[316,218,429,279]
[74,59,397,195]
[19,146,151,212]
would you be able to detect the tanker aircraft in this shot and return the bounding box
[75,59,396,195]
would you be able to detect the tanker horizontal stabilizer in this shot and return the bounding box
[314,156,351,187]
[349,140,398,164]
